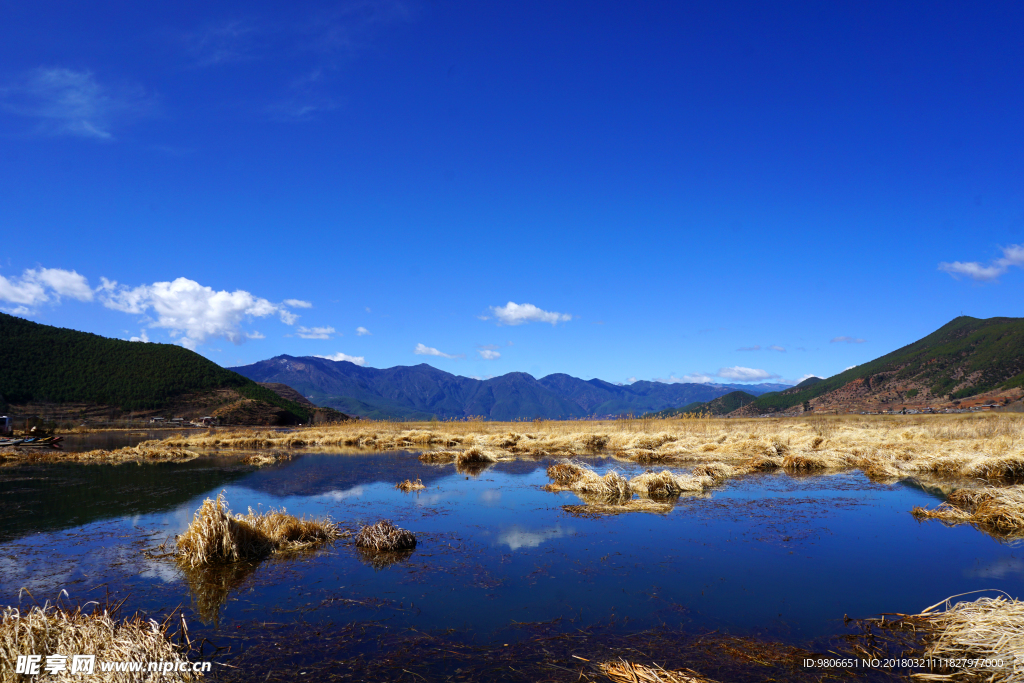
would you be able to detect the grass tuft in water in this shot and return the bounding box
[354,520,416,552]
[175,493,342,567]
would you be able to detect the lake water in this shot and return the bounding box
[2,450,1020,681]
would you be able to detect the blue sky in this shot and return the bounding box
[1,1,1022,385]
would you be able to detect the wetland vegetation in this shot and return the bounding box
[2,412,1024,681]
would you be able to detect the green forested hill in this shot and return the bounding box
[0,312,308,419]
[745,316,1024,414]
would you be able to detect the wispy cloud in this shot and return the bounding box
[296,325,335,339]
[830,336,866,344]
[717,366,780,381]
[496,524,573,551]
[655,373,716,384]
[98,276,300,349]
[414,343,464,359]
[768,345,786,352]
[314,351,366,365]
[356,326,371,336]
[184,19,261,67]
[657,366,780,384]
[184,6,413,121]
[939,244,1024,282]
[0,267,93,308]
[737,345,761,351]
[478,349,500,360]
[284,298,312,308]
[0,68,153,139]
[488,302,572,326]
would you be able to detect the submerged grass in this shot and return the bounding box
[0,597,198,682]
[175,493,342,567]
[599,660,718,683]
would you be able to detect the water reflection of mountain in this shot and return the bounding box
[0,452,554,543]
[231,452,550,498]
[0,458,252,543]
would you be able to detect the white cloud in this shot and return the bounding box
[939,244,1024,282]
[0,267,93,306]
[98,276,297,349]
[2,305,31,316]
[830,336,866,344]
[129,330,150,343]
[489,301,572,326]
[496,525,573,551]
[296,325,335,339]
[795,374,817,383]
[245,331,266,340]
[319,485,364,501]
[314,352,366,365]
[414,343,463,359]
[478,349,500,360]
[737,345,761,351]
[0,67,152,139]
[626,377,637,384]
[717,366,780,382]
[356,326,371,336]
[284,299,312,308]
[656,373,715,384]
[768,345,786,352]
[657,367,780,384]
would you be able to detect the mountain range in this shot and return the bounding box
[229,355,790,420]
[735,316,1024,416]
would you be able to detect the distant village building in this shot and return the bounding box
[0,416,11,436]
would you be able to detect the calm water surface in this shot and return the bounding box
[1,451,1021,679]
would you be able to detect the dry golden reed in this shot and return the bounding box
[912,486,1024,537]
[395,478,425,492]
[599,659,719,683]
[354,520,416,552]
[908,594,1024,682]
[0,598,199,682]
[175,493,342,567]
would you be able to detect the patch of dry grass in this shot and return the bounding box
[395,478,425,492]
[908,594,1024,682]
[175,493,342,567]
[629,470,712,497]
[599,660,719,683]
[912,486,1024,536]
[0,598,199,682]
[563,499,676,517]
[242,453,291,467]
[354,520,416,552]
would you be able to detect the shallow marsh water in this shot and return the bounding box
[2,450,1023,680]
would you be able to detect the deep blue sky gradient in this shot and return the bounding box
[1,1,1022,384]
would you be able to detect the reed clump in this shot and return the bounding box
[628,470,712,497]
[912,486,1024,535]
[907,594,1024,682]
[242,453,291,467]
[395,478,425,492]
[354,520,416,552]
[563,499,675,517]
[175,493,342,567]
[0,599,199,682]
